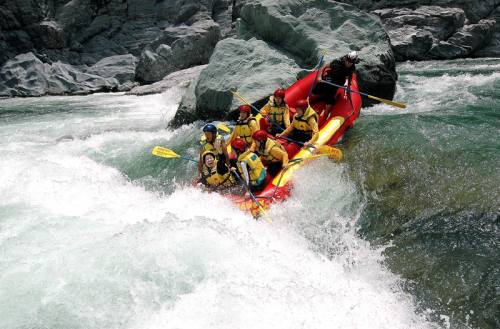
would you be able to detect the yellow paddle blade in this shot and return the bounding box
[152,146,180,159]
[317,145,343,161]
[216,123,231,133]
[368,95,407,109]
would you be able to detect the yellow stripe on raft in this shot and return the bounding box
[272,116,345,187]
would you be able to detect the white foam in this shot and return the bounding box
[0,88,437,329]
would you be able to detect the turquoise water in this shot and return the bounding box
[0,58,498,329]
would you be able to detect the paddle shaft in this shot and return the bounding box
[318,80,406,108]
[232,170,267,217]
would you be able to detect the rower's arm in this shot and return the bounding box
[240,161,250,185]
[284,106,291,127]
[278,124,293,137]
[249,119,259,133]
[307,117,319,144]
[260,102,270,116]
[271,147,289,167]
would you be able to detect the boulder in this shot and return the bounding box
[387,27,434,61]
[135,19,221,83]
[374,6,498,60]
[0,52,120,97]
[473,6,500,57]
[429,19,496,58]
[0,52,50,96]
[237,0,397,105]
[336,0,499,24]
[86,54,138,84]
[173,37,302,126]
[127,64,206,96]
[374,6,465,41]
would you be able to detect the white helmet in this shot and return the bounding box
[347,51,359,62]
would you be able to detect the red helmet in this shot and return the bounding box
[252,130,268,142]
[296,99,308,109]
[274,88,286,98]
[239,105,251,114]
[231,138,247,152]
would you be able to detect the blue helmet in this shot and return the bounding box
[203,124,217,133]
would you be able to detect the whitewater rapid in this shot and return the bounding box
[0,84,439,328]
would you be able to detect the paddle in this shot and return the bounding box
[307,53,325,100]
[319,80,407,109]
[232,170,272,223]
[151,146,198,163]
[216,123,231,134]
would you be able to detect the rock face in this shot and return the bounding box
[173,0,397,125]
[0,0,238,96]
[135,20,221,83]
[0,52,125,96]
[127,65,207,96]
[335,0,500,61]
[373,6,497,60]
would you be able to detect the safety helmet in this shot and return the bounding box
[231,138,247,152]
[252,130,268,142]
[346,51,359,63]
[295,99,308,109]
[274,88,286,99]
[202,123,217,133]
[239,105,252,114]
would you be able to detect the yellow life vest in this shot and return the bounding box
[267,96,288,127]
[257,138,286,163]
[202,166,235,188]
[200,134,223,155]
[237,150,266,186]
[234,116,257,144]
[201,151,235,189]
[292,106,318,133]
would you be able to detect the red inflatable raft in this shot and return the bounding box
[228,71,362,217]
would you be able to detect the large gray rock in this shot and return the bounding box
[135,20,221,83]
[374,6,498,60]
[429,19,496,59]
[0,52,120,97]
[237,0,397,105]
[474,6,500,57]
[86,54,138,84]
[127,64,206,96]
[173,37,303,126]
[336,0,499,24]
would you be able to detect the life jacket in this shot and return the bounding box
[292,106,318,141]
[200,134,223,156]
[257,138,286,163]
[267,96,288,128]
[201,151,235,189]
[234,116,257,144]
[237,150,266,186]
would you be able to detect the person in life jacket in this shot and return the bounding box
[312,51,360,115]
[260,88,290,135]
[250,130,289,177]
[230,138,267,192]
[199,150,238,192]
[276,99,319,146]
[198,123,229,177]
[228,105,259,145]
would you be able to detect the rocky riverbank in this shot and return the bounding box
[0,0,498,120]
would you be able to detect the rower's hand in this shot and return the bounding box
[276,133,283,138]
[230,167,237,172]
[305,143,314,148]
